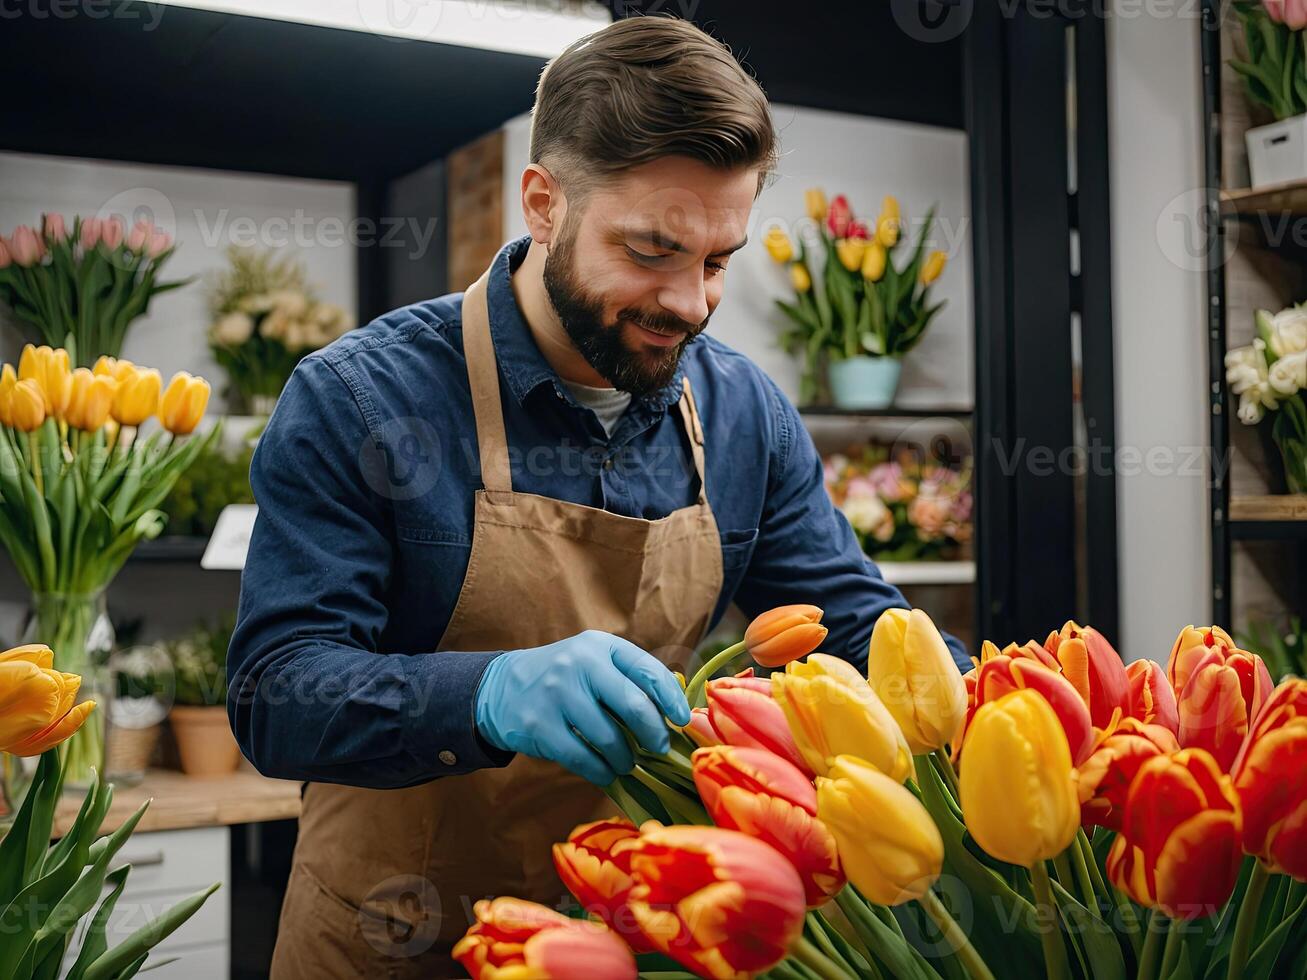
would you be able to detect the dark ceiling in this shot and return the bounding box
[0,1,962,183]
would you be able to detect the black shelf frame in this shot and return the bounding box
[798,406,973,420]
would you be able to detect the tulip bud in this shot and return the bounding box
[706,671,813,776]
[1044,621,1131,729]
[763,226,794,263]
[452,897,636,980]
[1176,645,1273,772]
[147,229,172,258]
[126,219,153,253]
[805,188,828,223]
[960,689,1080,867]
[552,818,652,951]
[65,368,117,431]
[1125,658,1178,733]
[817,754,943,905]
[920,250,947,285]
[0,237,11,269]
[861,241,887,281]
[744,604,827,668]
[101,217,125,249]
[826,194,852,238]
[681,706,722,748]
[0,644,97,756]
[80,218,103,251]
[835,237,866,273]
[113,367,162,427]
[790,262,812,293]
[158,371,211,435]
[93,355,136,382]
[8,380,46,433]
[41,213,67,243]
[876,215,900,249]
[1167,624,1236,694]
[1076,716,1178,832]
[0,364,16,428]
[9,226,44,267]
[19,345,72,418]
[867,608,968,755]
[958,654,1094,765]
[1231,678,1307,879]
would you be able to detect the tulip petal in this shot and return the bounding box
[5,700,95,757]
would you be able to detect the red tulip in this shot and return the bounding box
[41,213,66,243]
[626,824,806,979]
[845,219,871,241]
[1231,678,1307,879]
[1106,748,1242,919]
[826,194,852,238]
[1076,716,1179,832]
[9,226,43,267]
[1125,659,1179,734]
[552,818,651,951]
[451,897,636,980]
[744,604,827,668]
[1045,621,1131,730]
[705,670,814,776]
[959,654,1095,765]
[1167,625,1236,695]
[692,744,844,907]
[1176,644,1273,772]
[994,638,1060,671]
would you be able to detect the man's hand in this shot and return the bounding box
[473,631,691,786]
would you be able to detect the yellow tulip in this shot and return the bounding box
[8,379,46,433]
[0,364,16,427]
[835,238,866,273]
[790,262,812,294]
[19,345,72,418]
[805,188,828,223]
[158,371,211,435]
[817,754,943,905]
[876,196,901,248]
[771,653,912,780]
[0,644,95,757]
[867,609,967,755]
[920,250,947,285]
[113,367,163,427]
[65,368,118,431]
[861,242,887,282]
[959,689,1080,867]
[93,355,137,382]
[763,227,794,264]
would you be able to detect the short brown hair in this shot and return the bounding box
[530,16,777,197]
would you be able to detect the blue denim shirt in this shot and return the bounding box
[229,235,970,789]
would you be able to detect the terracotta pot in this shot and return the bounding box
[169,705,242,776]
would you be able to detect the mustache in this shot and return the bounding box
[619,307,708,337]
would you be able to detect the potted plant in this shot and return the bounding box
[765,189,948,409]
[0,213,187,367]
[159,438,255,539]
[162,617,240,777]
[1231,1,1307,187]
[1226,303,1307,490]
[105,644,171,784]
[206,246,354,414]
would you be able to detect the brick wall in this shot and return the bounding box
[447,130,505,291]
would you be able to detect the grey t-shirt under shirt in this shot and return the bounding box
[561,380,634,438]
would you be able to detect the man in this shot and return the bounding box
[230,15,969,978]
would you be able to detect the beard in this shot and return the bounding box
[542,228,707,397]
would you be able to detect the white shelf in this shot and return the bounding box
[876,560,975,586]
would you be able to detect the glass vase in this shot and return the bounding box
[21,591,114,790]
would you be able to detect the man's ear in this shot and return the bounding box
[520,163,566,245]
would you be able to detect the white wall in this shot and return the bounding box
[0,151,357,389]
[1106,15,1210,661]
[502,106,974,410]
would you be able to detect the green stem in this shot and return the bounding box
[1030,860,1071,980]
[918,888,996,980]
[1137,913,1164,980]
[629,766,709,825]
[684,640,746,707]
[789,934,853,980]
[1159,918,1182,979]
[1226,861,1271,980]
[28,431,43,496]
[1066,839,1101,916]
[931,746,961,800]
[805,912,857,976]
[1053,852,1076,891]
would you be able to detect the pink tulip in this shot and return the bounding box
[0,237,10,269]
[41,213,67,243]
[1266,0,1307,29]
[126,220,152,253]
[101,217,124,249]
[80,218,103,250]
[146,230,172,258]
[9,226,44,267]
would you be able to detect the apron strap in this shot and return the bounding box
[676,376,708,505]
[461,269,514,493]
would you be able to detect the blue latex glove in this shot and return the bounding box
[474,630,692,786]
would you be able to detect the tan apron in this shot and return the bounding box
[270,266,724,978]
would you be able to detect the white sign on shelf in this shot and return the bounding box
[201,504,258,571]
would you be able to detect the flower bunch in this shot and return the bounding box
[823,447,972,560]
[1226,304,1307,490]
[765,189,948,404]
[1229,1,1307,120]
[0,214,186,366]
[206,246,354,410]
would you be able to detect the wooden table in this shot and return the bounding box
[53,766,303,837]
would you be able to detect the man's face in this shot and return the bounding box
[543,156,758,396]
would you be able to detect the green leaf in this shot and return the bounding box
[0,751,63,902]
[1050,879,1127,980]
[81,882,221,980]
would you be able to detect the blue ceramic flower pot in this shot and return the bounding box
[828,356,902,410]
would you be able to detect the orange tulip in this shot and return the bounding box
[1076,716,1179,832]
[1125,659,1179,734]
[1175,643,1273,772]
[158,371,210,435]
[744,604,827,668]
[0,644,97,756]
[1231,678,1307,879]
[704,670,813,776]
[552,818,651,951]
[988,638,1061,671]
[626,824,805,979]
[451,897,636,980]
[958,653,1094,765]
[1167,625,1236,694]
[1106,748,1242,919]
[692,744,844,907]
[1045,621,1131,730]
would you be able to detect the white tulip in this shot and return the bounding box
[1226,340,1279,425]
[210,311,255,346]
[267,288,310,318]
[1270,350,1307,396]
[1265,307,1307,357]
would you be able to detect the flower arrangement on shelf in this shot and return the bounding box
[1226,303,1307,491]
[155,616,238,776]
[1239,614,1307,679]
[823,446,972,561]
[1230,2,1307,186]
[206,246,354,413]
[764,189,947,409]
[456,604,1307,980]
[0,345,217,786]
[0,214,185,367]
[0,645,217,975]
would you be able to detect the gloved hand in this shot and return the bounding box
[474,630,692,786]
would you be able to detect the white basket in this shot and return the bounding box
[1246,113,1307,188]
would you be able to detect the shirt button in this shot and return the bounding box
[603,457,614,470]
[438,750,457,766]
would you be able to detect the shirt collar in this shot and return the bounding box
[483,236,688,414]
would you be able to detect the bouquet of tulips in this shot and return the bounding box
[0,345,217,785]
[1229,1,1307,122]
[455,606,1307,980]
[764,190,948,404]
[0,215,185,368]
[0,643,216,977]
